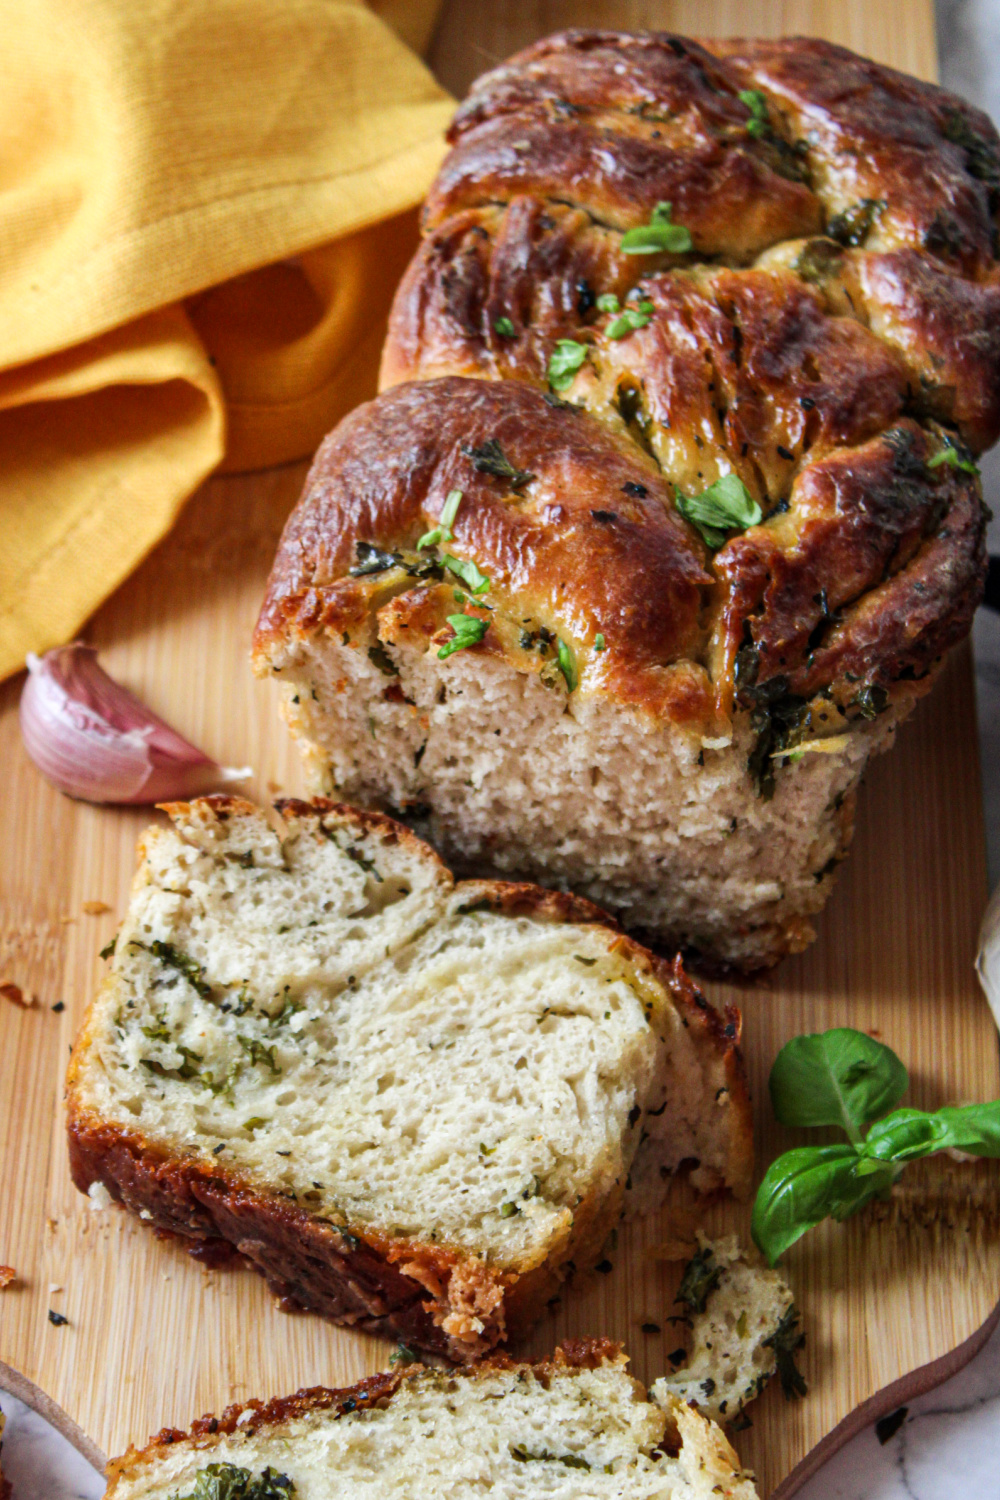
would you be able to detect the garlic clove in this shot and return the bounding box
[975,882,1000,1033]
[19,643,251,805]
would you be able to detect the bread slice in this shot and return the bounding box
[103,1341,758,1499]
[67,796,751,1362]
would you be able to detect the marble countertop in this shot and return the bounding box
[4,2,1000,1495]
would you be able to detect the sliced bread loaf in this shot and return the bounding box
[67,796,751,1362]
[103,1341,758,1499]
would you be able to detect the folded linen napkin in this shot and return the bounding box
[0,0,453,680]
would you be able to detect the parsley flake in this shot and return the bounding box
[556,638,578,692]
[606,301,655,338]
[349,541,402,577]
[594,633,606,651]
[438,614,489,659]
[417,488,463,551]
[547,339,588,392]
[493,316,516,338]
[595,292,620,313]
[620,202,693,256]
[927,445,979,475]
[674,474,762,548]
[739,88,771,138]
[462,440,535,492]
[441,554,490,594]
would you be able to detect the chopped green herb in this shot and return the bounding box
[243,1117,268,1132]
[593,633,606,652]
[738,88,771,137]
[762,1306,808,1399]
[927,445,979,476]
[438,614,489,660]
[499,1200,520,1218]
[441,554,491,594]
[510,1446,591,1470]
[48,1309,69,1326]
[417,488,464,550]
[826,198,883,247]
[794,237,843,285]
[675,1246,722,1315]
[595,292,620,313]
[100,936,117,960]
[606,301,655,338]
[493,316,516,338]
[736,1310,748,1339]
[547,339,588,392]
[573,954,597,966]
[349,541,402,577]
[556,638,577,691]
[675,474,762,549]
[238,1035,280,1076]
[131,940,211,998]
[462,439,535,492]
[367,643,398,677]
[389,1343,417,1366]
[174,1463,296,1500]
[620,201,693,256]
[479,1141,496,1155]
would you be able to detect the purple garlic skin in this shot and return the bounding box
[20,643,251,804]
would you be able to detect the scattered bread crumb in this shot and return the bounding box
[82,901,111,915]
[0,983,30,1008]
[87,1181,113,1211]
[652,1234,800,1427]
[0,1267,15,1288]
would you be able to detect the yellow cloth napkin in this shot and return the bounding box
[0,0,454,681]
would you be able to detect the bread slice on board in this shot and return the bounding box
[67,796,751,1362]
[103,1340,759,1499]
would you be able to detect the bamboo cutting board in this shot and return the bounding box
[1,2,999,1496]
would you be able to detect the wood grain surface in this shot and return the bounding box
[2,3,999,1497]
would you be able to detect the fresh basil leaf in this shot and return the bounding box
[417,488,464,551]
[862,1101,1000,1164]
[547,339,588,392]
[769,1028,909,1140]
[751,1144,888,1265]
[442,554,490,595]
[438,614,489,660]
[674,474,762,549]
[620,201,693,255]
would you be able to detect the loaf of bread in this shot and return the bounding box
[253,32,994,972]
[67,796,750,1362]
[103,1341,758,1499]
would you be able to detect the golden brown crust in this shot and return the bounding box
[712,35,1000,278]
[104,1341,628,1495]
[428,31,819,251]
[254,375,718,723]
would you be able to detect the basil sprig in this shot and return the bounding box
[674,474,762,549]
[620,201,693,255]
[753,1028,1000,1264]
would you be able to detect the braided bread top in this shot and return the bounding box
[257,32,994,734]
